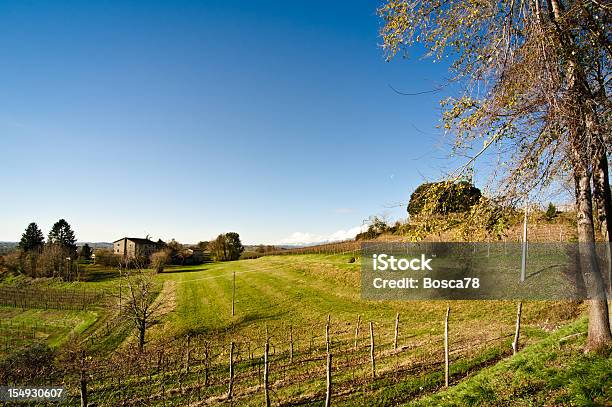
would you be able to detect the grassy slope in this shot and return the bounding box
[0,307,98,352]
[409,317,611,406]
[163,252,580,326]
[145,254,590,405]
[159,254,575,342]
[0,264,126,355]
[2,253,606,405]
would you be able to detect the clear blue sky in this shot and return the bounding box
[0,0,456,245]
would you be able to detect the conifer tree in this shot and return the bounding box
[48,219,77,255]
[18,222,45,252]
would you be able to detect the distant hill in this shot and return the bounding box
[0,241,113,255]
[78,242,114,249]
[0,242,18,255]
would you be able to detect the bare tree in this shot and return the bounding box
[120,268,162,352]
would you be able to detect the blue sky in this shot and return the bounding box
[0,0,457,245]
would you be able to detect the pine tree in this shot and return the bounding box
[18,222,45,252]
[80,243,93,260]
[48,219,77,255]
[545,203,557,220]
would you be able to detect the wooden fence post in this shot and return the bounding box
[325,351,332,407]
[512,302,523,355]
[289,325,294,363]
[80,350,87,407]
[228,341,234,400]
[444,306,450,388]
[369,322,376,379]
[186,334,191,374]
[394,313,400,351]
[204,343,210,387]
[264,325,270,407]
[232,271,236,317]
[326,315,331,353]
[354,315,361,351]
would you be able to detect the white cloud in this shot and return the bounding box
[278,225,367,246]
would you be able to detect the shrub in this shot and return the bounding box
[94,248,121,267]
[2,250,23,274]
[408,181,481,217]
[38,244,75,280]
[240,251,263,260]
[356,216,390,240]
[150,250,171,273]
[0,342,55,383]
[545,203,557,220]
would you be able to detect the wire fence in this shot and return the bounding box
[0,286,103,311]
[4,309,518,406]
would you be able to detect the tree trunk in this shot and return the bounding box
[592,151,612,241]
[138,323,146,352]
[573,162,612,351]
[80,351,87,407]
[549,0,612,350]
[592,148,612,294]
[80,376,87,407]
[369,322,376,379]
[444,306,450,387]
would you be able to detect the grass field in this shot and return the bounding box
[160,253,580,339]
[1,252,609,406]
[0,307,98,352]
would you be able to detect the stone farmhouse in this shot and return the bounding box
[113,237,162,258]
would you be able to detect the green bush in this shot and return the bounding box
[545,203,557,220]
[407,181,481,217]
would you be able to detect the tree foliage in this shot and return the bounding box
[18,222,44,252]
[80,243,93,260]
[545,202,558,220]
[0,342,55,383]
[379,0,612,350]
[209,232,244,261]
[408,181,481,216]
[356,216,391,240]
[47,219,77,256]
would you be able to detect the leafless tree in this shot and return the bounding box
[119,267,162,352]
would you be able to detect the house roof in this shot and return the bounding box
[113,237,160,245]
